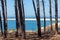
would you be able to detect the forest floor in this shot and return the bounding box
[0,31,60,40]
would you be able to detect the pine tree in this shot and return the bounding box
[32,0,41,37]
[1,0,7,38]
[18,0,26,38]
[49,0,52,31]
[42,0,46,32]
[21,0,26,38]
[55,0,58,33]
[36,0,41,37]
[15,0,20,37]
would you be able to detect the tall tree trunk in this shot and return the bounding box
[4,0,8,38]
[36,0,41,37]
[15,0,20,37]
[0,11,3,35]
[5,0,7,20]
[1,0,7,38]
[21,0,26,38]
[32,0,41,37]
[55,0,58,33]
[32,0,37,17]
[18,0,26,38]
[49,0,52,31]
[42,0,46,32]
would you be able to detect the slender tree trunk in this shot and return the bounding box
[4,0,8,38]
[18,0,26,38]
[15,0,20,37]
[36,0,41,37]
[21,0,26,38]
[5,0,7,20]
[0,11,3,35]
[32,0,37,17]
[42,0,46,32]
[49,0,52,31]
[1,0,7,38]
[55,0,58,33]
[32,0,41,37]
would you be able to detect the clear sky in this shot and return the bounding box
[0,0,60,18]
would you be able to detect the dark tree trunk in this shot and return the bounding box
[15,0,20,37]
[36,0,41,37]
[1,0,7,38]
[55,0,58,32]
[42,0,46,32]
[32,0,41,37]
[5,0,7,19]
[0,11,3,35]
[21,0,26,38]
[32,0,37,17]
[4,0,8,38]
[49,0,52,31]
[18,0,26,38]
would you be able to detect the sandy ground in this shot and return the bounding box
[0,31,60,40]
[0,23,60,40]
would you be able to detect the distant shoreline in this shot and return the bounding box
[2,18,60,21]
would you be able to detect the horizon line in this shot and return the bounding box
[1,18,60,21]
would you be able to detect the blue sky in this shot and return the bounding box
[0,0,60,18]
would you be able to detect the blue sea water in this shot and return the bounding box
[2,20,59,31]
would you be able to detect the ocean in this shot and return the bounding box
[2,18,60,31]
